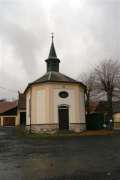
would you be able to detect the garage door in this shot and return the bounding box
[3,117,15,126]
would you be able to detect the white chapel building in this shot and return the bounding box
[25,37,86,132]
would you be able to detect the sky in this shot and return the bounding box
[0,0,119,99]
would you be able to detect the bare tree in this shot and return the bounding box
[95,59,120,120]
[79,72,96,115]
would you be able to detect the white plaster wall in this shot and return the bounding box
[26,92,30,125]
[26,84,85,128]
[36,90,46,124]
[53,89,76,123]
[79,89,86,123]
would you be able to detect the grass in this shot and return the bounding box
[16,128,78,139]
[16,127,114,139]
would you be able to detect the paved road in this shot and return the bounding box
[0,128,120,180]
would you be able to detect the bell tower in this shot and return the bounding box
[45,33,60,72]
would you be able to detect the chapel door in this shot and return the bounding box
[58,105,69,130]
[20,112,26,125]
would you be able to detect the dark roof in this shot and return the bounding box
[18,93,26,110]
[95,101,120,114]
[33,71,82,83]
[95,101,108,113]
[113,102,120,113]
[0,100,17,114]
[1,107,17,116]
[25,71,86,93]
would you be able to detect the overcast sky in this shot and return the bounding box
[0,0,119,99]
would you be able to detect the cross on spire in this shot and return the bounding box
[51,32,54,42]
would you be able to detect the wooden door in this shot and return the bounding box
[59,106,69,130]
[20,112,26,125]
[3,117,15,126]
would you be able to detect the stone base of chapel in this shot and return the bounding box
[26,124,58,133]
[26,123,86,133]
[69,123,86,132]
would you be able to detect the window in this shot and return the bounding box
[59,91,69,98]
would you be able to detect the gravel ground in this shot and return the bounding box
[0,127,120,180]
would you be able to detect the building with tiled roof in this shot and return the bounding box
[0,100,18,126]
[25,36,86,133]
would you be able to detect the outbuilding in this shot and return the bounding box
[0,100,18,127]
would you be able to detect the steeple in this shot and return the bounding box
[45,33,60,72]
[48,33,57,58]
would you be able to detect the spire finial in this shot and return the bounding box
[51,32,54,42]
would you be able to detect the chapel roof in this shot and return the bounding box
[25,71,86,93]
[31,71,85,84]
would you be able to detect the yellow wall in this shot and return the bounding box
[113,113,120,129]
[26,82,85,126]
[113,113,120,122]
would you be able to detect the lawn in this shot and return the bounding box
[16,127,114,139]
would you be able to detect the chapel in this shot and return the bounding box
[25,35,86,132]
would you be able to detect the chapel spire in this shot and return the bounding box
[48,33,57,58]
[45,33,60,72]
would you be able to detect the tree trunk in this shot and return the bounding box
[86,91,90,115]
[106,91,113,121]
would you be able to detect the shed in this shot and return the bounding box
[0,100,18,127]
